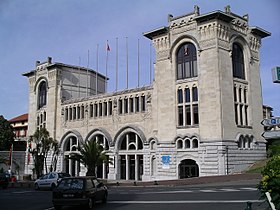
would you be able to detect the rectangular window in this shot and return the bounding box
[177,89,183,104]
[108,101,112,115]
[239,104,243,125]
[73,107,76,120]
[81,106,84,119]
[141,95,145,111]
[90,104,93,118]
[245,105,248,126]
[124,98,128,113]
[99,103,102,117]
[77,106,80,119]
[178,106,183,126]
[103,102,108,116]
[69,108,72,120]
[185,61,190,78]
[94,104,98,117]
[193,104,199,124]
[192,87,198,102]
[65,108,68,121]
[135,97,140,112]
[185,88,190,103]
[177,64,183,79]
[129,98,134,113]
[185,105,191,125]
[118,99,123,114]
[235,104,238,125]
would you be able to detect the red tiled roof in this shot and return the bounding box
[9,113,28,122]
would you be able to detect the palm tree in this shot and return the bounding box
[68,140,111,176]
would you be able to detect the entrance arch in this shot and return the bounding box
[179,159,199,178]
[87,133,110,179]
[62,135,81,176]
[117,131,144,181]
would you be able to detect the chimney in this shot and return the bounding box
[48,57,52,64]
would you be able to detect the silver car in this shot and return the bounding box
[34,172,71,190]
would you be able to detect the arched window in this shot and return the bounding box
[38,81,47,109]
[176,43,197,80]
[232,43,245,79]
[192,138,198,148]
[185,139,190,149]
[177,139,183,149]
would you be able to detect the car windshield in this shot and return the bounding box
[57,179,84,190]
[58,173,71,178]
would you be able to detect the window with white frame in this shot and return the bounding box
[233,83,249,126]
[177,85,199,127]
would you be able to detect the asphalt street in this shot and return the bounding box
[0,182,269,210]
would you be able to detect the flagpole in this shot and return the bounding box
[138,38,140,87]
[116,37,118,92]
[105,40,109,93]
[78,57,81,98]
[86,50,89,97]
[96,44,99,95]
[150,42,152,85]
[126,37,128,89]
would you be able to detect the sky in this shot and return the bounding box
[0,0,279,120]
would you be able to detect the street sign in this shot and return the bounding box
[271,66,280,83]
[261,117,280,126]
[262,130,280,139]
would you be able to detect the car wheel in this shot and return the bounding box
[102,193,108,203]
[54,205,61,210]
[34,183,39,190]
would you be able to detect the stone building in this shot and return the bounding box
[23,6,270,181]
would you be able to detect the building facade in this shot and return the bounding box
[23,6,270,181]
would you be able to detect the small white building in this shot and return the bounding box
[23,6,270,181]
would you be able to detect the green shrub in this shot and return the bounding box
[258,155,280,209]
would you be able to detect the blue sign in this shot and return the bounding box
[161,155,171,169]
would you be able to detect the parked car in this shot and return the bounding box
[52,176,108,210]
[34,172,71,190]
[0,173,9,189]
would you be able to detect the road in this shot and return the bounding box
[0,183,268,210]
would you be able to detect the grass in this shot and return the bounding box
[245,158,268,174]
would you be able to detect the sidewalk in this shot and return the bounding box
[7,173,261,188]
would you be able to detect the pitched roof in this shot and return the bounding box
[9,113,28,122]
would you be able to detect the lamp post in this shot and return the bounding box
[226,146,229,175]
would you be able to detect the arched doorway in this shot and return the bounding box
[63,136,80,176]
[118,131,143,181]
[88,134,110,179]
[179,159,199,178]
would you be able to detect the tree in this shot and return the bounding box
[29,128,59,178]
[258,155,280,209]
[68,140,112,176]
[0,115,15,151]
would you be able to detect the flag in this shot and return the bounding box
[107,43,111,51]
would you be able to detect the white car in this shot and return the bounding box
[34,172,71,190]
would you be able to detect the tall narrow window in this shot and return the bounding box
[192,87,198,102]
[233,84,249,126]
[176,43,197,80]
[177,86,199,127]
[178,89,183,104]
[232,43,245,79]
[38,81,47,109]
